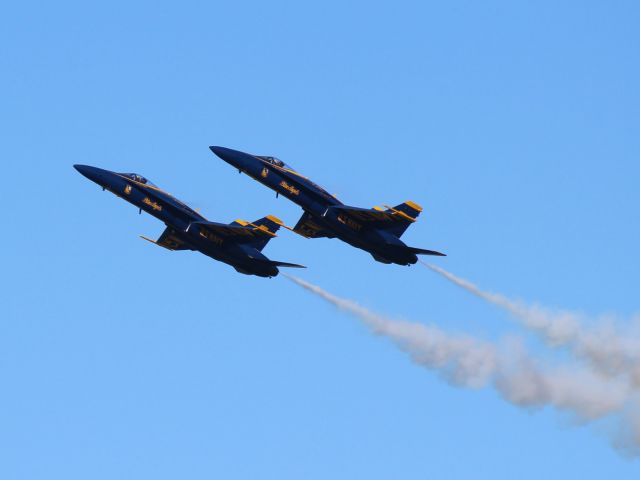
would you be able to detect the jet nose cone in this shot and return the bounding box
[74,164,96,178]
[209,145,235,160]
[209,145,252,171]
[209,145,224,156]
[74,164,108,185]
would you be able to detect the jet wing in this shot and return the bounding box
[141,227,194,251]
[329,201,421,226]
[293,212,335,239]
[191,219,279,241]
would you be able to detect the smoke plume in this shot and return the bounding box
[284,274,640,456]
[283,274,631,420]
[423,263,640,385]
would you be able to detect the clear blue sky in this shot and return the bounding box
[2,1,639,478]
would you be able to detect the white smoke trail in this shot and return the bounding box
[283,274,630,421]
[423,263,640,385]
[284,274,640,455]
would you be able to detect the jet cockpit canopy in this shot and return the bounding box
[256,156,295,171]
[121,173,157,187]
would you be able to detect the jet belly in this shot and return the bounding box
[184,222,279,277]
[315,209,417,265]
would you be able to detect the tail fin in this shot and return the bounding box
[231,215,284,251]
[250,215,284,236]
[380,201,423,237]
[388,201,423,220]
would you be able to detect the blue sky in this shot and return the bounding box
[1,1,639,478]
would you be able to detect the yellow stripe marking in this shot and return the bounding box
[383,204,416,222]
[265,215,284,225]
[404,200,423,212]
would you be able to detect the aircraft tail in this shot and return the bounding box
[380,201,423,237]
[231,215,284,251]
[251,215,284,235]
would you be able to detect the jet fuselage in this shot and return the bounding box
[210,146,438,265]
[75,164,285,277]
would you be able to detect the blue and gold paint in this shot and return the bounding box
[210,146,445,265]
[74,164,304,277]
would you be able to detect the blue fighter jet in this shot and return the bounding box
[74,165,304,277]
[210,146,445,265]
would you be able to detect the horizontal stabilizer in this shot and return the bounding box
[268,260,306,269]
[407,246,446,257]
[251,258,306,269]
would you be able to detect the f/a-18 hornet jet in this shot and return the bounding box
[210,146,445,265]
[74,165,304,277]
